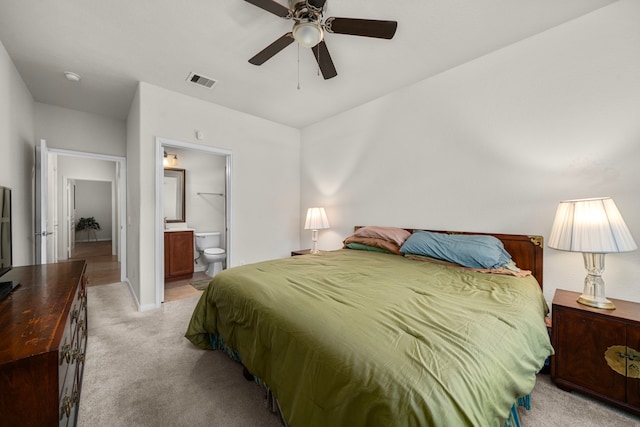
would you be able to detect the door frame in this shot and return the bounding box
[47,147,127,281]
[65,178,76,258]
[34,139,52,264]
[155,137,232,306]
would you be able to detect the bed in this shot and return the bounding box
[186,228,553,426]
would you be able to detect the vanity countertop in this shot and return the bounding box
[164,227,195,232]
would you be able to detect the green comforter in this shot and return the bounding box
[186,249,553,426]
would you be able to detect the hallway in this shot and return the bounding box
[69,241,205,302]
[70,241,120,286]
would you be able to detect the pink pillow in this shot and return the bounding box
[353,226,411,246]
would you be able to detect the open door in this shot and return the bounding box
[66,179,76,258]
[34,139,55,264]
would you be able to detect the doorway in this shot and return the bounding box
[69,179,121,285]
[36,142,126,283]
[154,137,232,305]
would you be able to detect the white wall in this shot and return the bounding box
[0,39,34,266]
[128,82,300,309]
[300,0,640,305]
[35,103,126,157]
[126,86,142,301]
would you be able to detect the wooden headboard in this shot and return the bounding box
[354,227,544,289]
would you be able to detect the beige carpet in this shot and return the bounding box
[78,282,640,427]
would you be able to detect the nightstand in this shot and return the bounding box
[551,289,640,416]
[291,249,312,256]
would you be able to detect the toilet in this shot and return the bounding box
[195,231,226,277]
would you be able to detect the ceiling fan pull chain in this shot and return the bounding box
[297,44,301,90]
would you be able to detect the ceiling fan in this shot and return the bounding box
[245,0,398,79]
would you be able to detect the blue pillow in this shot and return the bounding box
[399,231,512,269]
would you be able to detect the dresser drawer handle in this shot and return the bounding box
[606,346,640,379]
[78,319,87,337]
[617,351,636,361]
[59,343,71,365]
[71,347,86,363]
[60,395,72,419]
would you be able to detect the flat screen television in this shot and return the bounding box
[0,185,18,300]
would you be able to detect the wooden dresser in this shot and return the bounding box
[0,261,88,427]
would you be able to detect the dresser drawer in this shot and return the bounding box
[58,314,75,399]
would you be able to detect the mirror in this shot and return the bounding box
[163,168,185,223]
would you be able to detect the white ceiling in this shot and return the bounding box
[0,0,617,129]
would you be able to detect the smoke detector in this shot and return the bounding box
[64,71,81,82]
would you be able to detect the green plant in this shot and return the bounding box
[76,217,101,231]
[76,217,101,241]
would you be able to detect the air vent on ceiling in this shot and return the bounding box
[186,72,217,89]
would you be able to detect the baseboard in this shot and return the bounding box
[123,279,157,312]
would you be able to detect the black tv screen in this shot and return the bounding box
[0,186,12,279]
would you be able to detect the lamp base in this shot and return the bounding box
[310,229,319,254]
[577,253,616,310]
[577,294,616,310]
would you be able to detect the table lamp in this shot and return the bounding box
[548,197,637,309]
[304,207,330,254]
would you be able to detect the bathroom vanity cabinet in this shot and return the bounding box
[164,230,194,281]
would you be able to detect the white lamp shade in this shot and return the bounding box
[304,207,330,230]
[293,22,323,48]
[548,197,637,253]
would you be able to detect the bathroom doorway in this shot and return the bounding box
[154,137,232,305]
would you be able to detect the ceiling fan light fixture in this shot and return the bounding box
[293,21,323,48]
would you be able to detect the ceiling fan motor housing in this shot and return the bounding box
[246,0,397,79]
[289,0,324,14]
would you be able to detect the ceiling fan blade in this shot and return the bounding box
[249,33,295,65]
[311,40,337,80]
[244,0,290,18]
[307,0,327,10]
[325,17,398,39]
